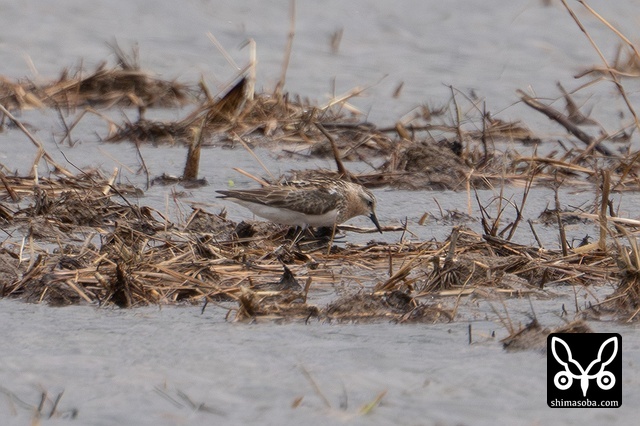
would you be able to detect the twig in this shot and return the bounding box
[479,101,489,167]
[299,365,331,409]
[102,167,119,196]
[48,391,65,419]
[359,390,387,415]
[554,178,569,257]
[448,85,464,150]
[0,104,74,177]
[561,0,639,133]
[517,90,613,156]
[598,170,610,252]
[578,1,640,60]
[275,0,296,95]
[182,118,206,181]
[56,106,75,147]
[446,226,460,263]
[528,219,544,249]
[0,170,20,201]
[207,32,241,70]
[231,167,270,186]
[57,150,142,219]
[246,38,256,100]
[302,277,312,304]
[556,82,598,126]
[505,166,534,241]
[232,132,277,182]
[315,122,349,178]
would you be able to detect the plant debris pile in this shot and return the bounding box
[0,171,637,327]
[2,24,640,336]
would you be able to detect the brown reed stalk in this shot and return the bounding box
[517,90,613,156]
[0,104,74,177]
[275,0,296,95]
[598,170,610,252]
[554,180,569,257]
[560,0,639,132]
[578,1,640,66]
[182,118,205,181]
[315,122,349,178]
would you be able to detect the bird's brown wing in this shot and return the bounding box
[217,186,341,215]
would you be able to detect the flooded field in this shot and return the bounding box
[2,0,640,424]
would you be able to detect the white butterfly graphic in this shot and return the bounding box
[551,336,618,397]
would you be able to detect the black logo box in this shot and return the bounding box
[547,333,622,407]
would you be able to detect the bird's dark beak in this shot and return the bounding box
[369,212,383,233]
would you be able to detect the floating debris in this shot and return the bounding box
[2,36,640,328]
[0,169,633,326]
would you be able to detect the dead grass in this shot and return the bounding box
[3,4,640,331]
[4,49,640,191]
[0,61,192,111]
[0,169,637,326]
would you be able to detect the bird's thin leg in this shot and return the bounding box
[326,222,338,255]
[288,225,307,250]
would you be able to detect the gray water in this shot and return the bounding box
[2,299,639,426]
[2,0,640,424]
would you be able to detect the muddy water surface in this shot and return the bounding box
[2,1,640,424]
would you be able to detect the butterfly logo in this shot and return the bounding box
[551,336,618,397]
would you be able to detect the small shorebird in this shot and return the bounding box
[217,177,382,233]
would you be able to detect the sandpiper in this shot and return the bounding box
[217,177,382,233]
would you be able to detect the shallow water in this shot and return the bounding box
[2,1,640,129]
[1,299,639,426]
[2,0,640,424]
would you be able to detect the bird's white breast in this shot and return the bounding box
[233,199,339,227]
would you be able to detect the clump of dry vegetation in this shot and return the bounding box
[0,45,192,111]
[0,167,637,327]
[2,1,640,338]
